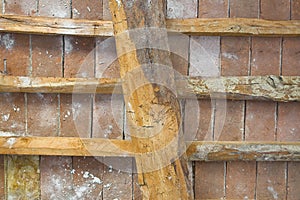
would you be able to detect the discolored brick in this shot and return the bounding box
[72,0,103,20]
[229,0,259,18]
[103,0,112,20]
[167,0,197,19]
[199,0,228,18]
[0,156,4,198]
[287,162,300,199]
[39,0,71,18]
[256,162,286,199]
[282,38,300,76]
[292,0,300,19]
[260,0,290,20]
[4,0,37,15]
[195,162,225,199]
[226,161,256,199]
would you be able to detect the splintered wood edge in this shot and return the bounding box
[0,136,299,161]
[0,15,300,36]
[0,75,299,102]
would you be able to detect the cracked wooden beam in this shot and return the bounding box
[0,15,300,37]
[109,0,192,199]
[0,136,299,162]
[0,75,299,102]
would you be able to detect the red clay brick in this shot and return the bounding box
[167,0,197,19]
[0,156,4,198]
[40,156,73,199]
[277,102,300,141]
[292,0,300,19]
[72,157,104,199]
[226,161,256,199]
[282,38,300,76]
[199,0,229,18]
[287,162,300,200]
[229,0,259,18]
[72,0,103,19]
[39,0,71,18]
[195,162,225,199]
[4,0,37,15]
[260,0,290,20]
[256,162,286,199]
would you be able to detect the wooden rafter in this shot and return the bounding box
[0,136,299,162]
[0,15,300,37]
[1,75,299,102]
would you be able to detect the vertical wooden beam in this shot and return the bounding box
[109,0,191,199]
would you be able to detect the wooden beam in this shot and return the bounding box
[187,141,300,162]
[0,137,299,162]
[0,15,300,37]
[1,75,299,102]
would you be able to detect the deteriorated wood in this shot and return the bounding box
[187,141,300,162]
[0,137,299,162]
[0,75,299,102]
[0,15,300,36]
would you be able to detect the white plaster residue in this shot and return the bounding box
[83,171,90,178]
[87,6,91,12]
[64,37,73,54]
[2,113,10,122]
[0,34,15,50]
[73,8,80,16]
[6,137,16,149]
[222,52,239,60]
[13,105,20,112]
[0,131,19,137]
[72,102,82,120]
[18,77,31,86]
[116,0,122,8]
[267,186,278,199]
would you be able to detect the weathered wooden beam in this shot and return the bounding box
[0,15,300,37]
[187,141,300,162]
[1,75,299,102]
[0,137,299,162]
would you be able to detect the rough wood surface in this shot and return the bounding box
[0,15,300,37]
[0,137,299,162]
[109,0,191,199]
[0,75,299,102]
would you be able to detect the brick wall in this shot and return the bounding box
[0,0,299,199]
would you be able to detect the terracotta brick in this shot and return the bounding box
[292,0,300,19]
[282,38,300,76]
[4,0,37,15]
[103,0,112,20]
[72,0,103,19]
[39,0,71,18]
[40,156,73,199]
[256,162,286,199]
[0,156,4,198]
[226,161,256,199]
[229,0,259,18]
[277,102,300,141]
[199,0,229,18]
[260,0,290,20]
[102,157,133,200]
[195,162,225,199]
[167,0,197,19]
[72,157,104,199]
[287,162,300,200]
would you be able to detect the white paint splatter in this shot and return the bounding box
[222,52,239,60]
[87,6,91,12]
[0,34,15,50]
[267,186,278,199]
[64,37,73,54]
[2,113,10,122]
[6,138,16,149]
[73,8,80,15]
[18,77,31,86]
[116,0,122,8]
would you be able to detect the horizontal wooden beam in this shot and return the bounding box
[0,136,299,161]
[0,75,299,102]
[0,15,299,37]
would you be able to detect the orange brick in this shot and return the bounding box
[260,0,290,20]
[226,161,256,199]
[229,0,259,18]
[167,0,197,19]
[4,0,37,15]
[256,162,286,199]
[282,38,300,76]
[199,0,228,18]
[72,0,103,19]
[287,162,300,199]
[72,157,104,199]
[39,0,71,18]
[40,156,73,199]
[195,162,225,199]
[292,0,300,19]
